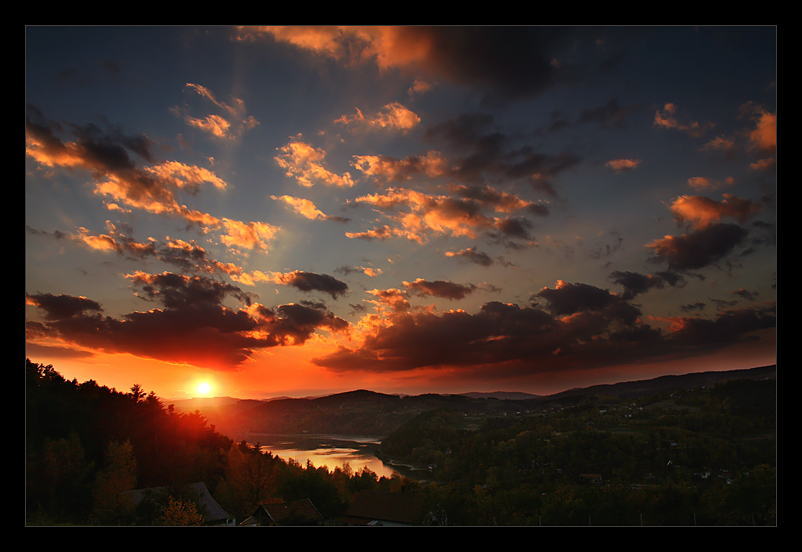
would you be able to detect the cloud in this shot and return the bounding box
[686,176,734,190]
[351,151,449,183]
[403,278,479,300]
[253,270,349,299]
[238,26,571,102]
[661,304,776,350]
[335,102,421,133]
[422,112,581,189]
[275,136,355,187]
[127,271,255,309]
[609,270,685,301]
[448,183,550,216]
[444,246,495,267]
[366,288,412,313]
[26,293,103,320]
[647,222,750,272]
[346,186,537,246]
[741,102,776,154]
[26,108,276,253]
[220,219,278,252]
[176,83,259,140]
[653,103,714,137]
[26,274,350,370]
[271,195,349,222]
[534,280,639,324]
[605,158,640,171]
[25,111,224,226]
[43,222,261,286]
[311,284,774,378]
[335,265,383,278]
[668,194,761,230]
[698,103,776,170]
[578,98,636,129]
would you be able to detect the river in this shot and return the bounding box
[243,433,433,482]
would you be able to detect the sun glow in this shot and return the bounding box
[197,382,211,395]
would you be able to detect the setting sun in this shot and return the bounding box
[198,382,211,395]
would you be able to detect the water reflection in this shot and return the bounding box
[244,433,432,482]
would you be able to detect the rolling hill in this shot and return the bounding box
[169,365,775,439]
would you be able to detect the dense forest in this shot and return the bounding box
[25,359,411,525]
[377,376,777,525]
[25,359,776,526]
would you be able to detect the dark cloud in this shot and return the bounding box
[25,276,350,370]
[312,293,775,378]
[492,217,534,240]
[404,279,478,300]
[272,271,349,299]
[731,288,760,302]
[534,281,623,317]
[26,106,156,174]
[647,222,750,272]
[445,246,495,267]
[424,112,581,189]
[609,270,684,300]
[272,303,349,341]
[578,98,637,129]
[26,292,103,320]
[680,302,706,313]
[401,26,571,103]
[668,304,776,350]
[128,271,254,309]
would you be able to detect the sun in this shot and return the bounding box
[197,382,211,395]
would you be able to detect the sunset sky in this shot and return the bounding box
[25,26,776,401]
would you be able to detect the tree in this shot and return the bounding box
[159,496,204,526]
[29,432,94,522]
[90,440,138,525]
[215,442,278,518]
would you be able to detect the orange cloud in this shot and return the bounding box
[335,102,421,133]
[275,136,355,187]
[363,288,414,314]
[605,158,641,171]
[272,194,327,219]
[270,195,347,222]
[750,158,776,171]
[220,219,278,252]
[743,102,776,154]
[178,83,259,140]
[251,270,349,299]
[236,26,435,73]
[347,186,536,246]
[700,135,736,153]
[686,176,734,190]
[669,194,761,229]
[352,150,449,182]
[654,103,713,137]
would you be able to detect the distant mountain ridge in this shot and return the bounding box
[176,365,775,439]
[458,391,541,400]
[546,364,776,401]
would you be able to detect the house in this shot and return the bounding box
[124,481,235,526]
[341,490,425,526]
[239,498,324,526]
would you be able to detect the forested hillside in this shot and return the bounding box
[25,359,406,525]
[377,375,777,525]
[26,359,776,525]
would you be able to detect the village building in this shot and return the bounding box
[239,498,324,526]
[123,481,235,526]
[341,490,425,526]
